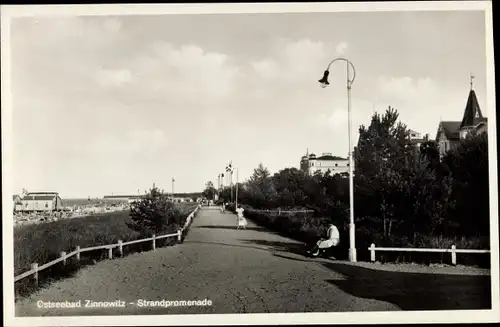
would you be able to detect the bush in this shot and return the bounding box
[127,186,182,236]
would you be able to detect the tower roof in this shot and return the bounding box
[460,89,485,129]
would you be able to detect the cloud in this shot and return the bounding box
[335,42,348,55]
[96,69,133,87]
[375,75,439,103]
[250,38,331,84]
[128,43,241,102]
[92,129,168,158]
[313,97,375,131]
[251,59,279,81]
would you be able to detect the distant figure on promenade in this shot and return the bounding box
[306,223,340,257]
[236,205,247,229]
[220,202,226,213]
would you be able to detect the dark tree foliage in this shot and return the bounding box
[202,181,217,201]
[235,106,489,254]
[126,186,182,236]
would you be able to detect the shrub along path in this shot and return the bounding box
[15,208,490,316]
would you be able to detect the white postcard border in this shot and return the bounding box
[2,1,498,326]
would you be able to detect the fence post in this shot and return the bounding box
[451,245,457,266]
[370,243,376,262]
[108,247,113,260]
[118,240,123,257]
[75,246,80,262]
[177,229,182,243]
[31,263,38,286]
[152,234,156,250]
[60,251,67,266]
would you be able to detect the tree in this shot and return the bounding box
[355,107,417,240]
[219,186,232,203]
[272,168,307,208]
[442,132,489,236]
[245,163,277,208]
[202,181,217,201]
[127,185,182,236]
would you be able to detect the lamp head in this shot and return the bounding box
[318,70,330,87]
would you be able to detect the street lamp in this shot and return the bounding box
[171,177,175,201]
[226,162,233,203]
[318,57,357,262]
[235,167,239,209]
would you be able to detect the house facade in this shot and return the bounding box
[300,152,351,176]
[435,83,487,158]
[20,192,63,212]
[13,195,23,211]
[409,129,428,148]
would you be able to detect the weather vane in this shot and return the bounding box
[470,72,475,90]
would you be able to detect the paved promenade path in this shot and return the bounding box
[15,207,490,316]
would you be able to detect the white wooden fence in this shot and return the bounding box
[368,243,490,265]
[251,209,314,215]
[14,205,201,285]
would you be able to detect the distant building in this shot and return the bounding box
[300,151,351,176]
[435,80,487,158]
[168,197,193,203]
[20,192,63,212]
[13,195,22,211]
[103,195,135,201]
[408,129,428,148]
[103,195,143,203]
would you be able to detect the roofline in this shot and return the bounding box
[461,120,487,130]
[26,192,59,194]
[22,195,61,200]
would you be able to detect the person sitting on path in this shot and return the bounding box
[307,223,340,256]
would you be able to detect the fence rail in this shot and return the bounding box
[250,209,314,215]
[368,243,490,265]
[14,205,201,284]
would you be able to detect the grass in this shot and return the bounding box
[13,202,198,299]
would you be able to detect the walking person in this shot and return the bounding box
[235,205,247,229]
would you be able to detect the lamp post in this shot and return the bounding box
[226,162,233,203]
[235,167,239,209]
[217,174,221,200]
[318,57,357,262]
[220,173,224,196]
[172,178,175,201]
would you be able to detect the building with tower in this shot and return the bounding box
[435,74,488,158]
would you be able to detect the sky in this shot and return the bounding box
[9,9,488,197]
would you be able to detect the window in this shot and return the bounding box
[45,202,49,208]
[335,163,338,167]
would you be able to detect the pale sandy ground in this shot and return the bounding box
[15,207,491,316]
